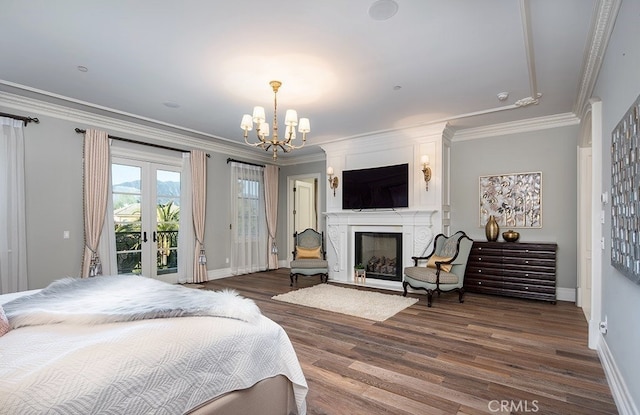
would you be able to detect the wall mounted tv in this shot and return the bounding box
[342,163,409,210]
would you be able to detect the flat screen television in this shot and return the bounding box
[342,163,409,210]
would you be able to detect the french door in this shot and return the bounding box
[111,157,182,283]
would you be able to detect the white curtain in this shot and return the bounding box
[97,140,117,276]
[230,161,267,275]
[81,129,110,278]
[0,117,28,294]
[191,151,208,282]
[264,164,279,269]
[178,153,194,283]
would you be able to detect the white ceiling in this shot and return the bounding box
[0,0,606,160]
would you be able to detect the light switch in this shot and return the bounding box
[63,231,70,239]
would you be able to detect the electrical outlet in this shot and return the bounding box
[225,257,229,264]
[599,316,608,334]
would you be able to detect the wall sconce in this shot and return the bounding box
[420,155,431,191]
[327,166,339,196]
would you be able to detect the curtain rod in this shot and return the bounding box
[0,111,40,126]
[74,128,209,157]
[226,158,265,168]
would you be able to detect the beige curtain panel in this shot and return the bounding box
[81,129,110,278]
[191,150,207,283]
[264,164,279,270]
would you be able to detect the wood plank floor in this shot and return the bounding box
[201,269,618,415]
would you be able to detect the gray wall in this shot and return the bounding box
[593,0,640,404]
[0,105,240,289]
[450,125,580,292]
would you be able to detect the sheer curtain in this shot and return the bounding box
[264,164,279,269]
[0,117,28,294]
[178,153,194,284]
[97,142,117,276]
[230,161,267,275]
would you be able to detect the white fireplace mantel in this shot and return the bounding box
[324,209,436,290]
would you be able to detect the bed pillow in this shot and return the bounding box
[426,255,453,273]
[0,305,9,337]
[296,246,321,259]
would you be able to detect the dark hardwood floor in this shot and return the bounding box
[201,269,618,415]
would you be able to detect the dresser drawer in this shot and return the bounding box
[464,241,557,303]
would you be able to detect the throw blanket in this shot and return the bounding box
[3,275,261,329]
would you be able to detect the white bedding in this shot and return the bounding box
[0,288,308,414]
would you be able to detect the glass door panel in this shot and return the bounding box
[111,161,181,282]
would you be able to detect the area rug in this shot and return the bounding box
[272,284,418,321]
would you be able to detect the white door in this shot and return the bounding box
[111,158,182,283]
[295,179,316,232]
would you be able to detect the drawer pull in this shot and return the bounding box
[478,281,482,285]
[525,260,529,264]
[524,286,529,290]
[479,257,482,261]
[525,273,529,277]
[478,270,482,273]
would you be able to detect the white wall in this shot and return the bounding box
[592,0,640,409]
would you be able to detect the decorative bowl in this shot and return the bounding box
[502,230,520,242]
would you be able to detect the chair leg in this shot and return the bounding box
[458,287,465,303]
[290,273,294,287]
[402,281,409,297]
[427,290,434,307]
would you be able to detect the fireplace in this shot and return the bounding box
[355,232,403,282]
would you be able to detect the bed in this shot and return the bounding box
[0,275,308,415]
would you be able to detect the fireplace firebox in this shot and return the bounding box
[354,232,402,281]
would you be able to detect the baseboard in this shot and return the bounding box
[597,334,639,415]
[556,287,576,302]
[206,268,233,280]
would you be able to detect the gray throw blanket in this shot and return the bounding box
[3,275,261,329]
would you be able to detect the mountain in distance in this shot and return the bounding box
[114,180,180,198]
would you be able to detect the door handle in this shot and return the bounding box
[143,232,148,243]
[153,231,157,242]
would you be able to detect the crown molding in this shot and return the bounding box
[0,90,287,164]
[451,113,580,142]
[574,0,621,119]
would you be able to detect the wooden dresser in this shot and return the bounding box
[464,241,557,303]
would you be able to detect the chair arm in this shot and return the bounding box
[410,256,431,266]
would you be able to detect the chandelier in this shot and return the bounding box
[240,80,310,160]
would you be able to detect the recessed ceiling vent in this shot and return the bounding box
[368,0,399,21]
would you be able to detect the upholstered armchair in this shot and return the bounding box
[290,228,329,286]
[403,231,473,307]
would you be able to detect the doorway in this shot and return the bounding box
[111,157,182,283]
[287,175,319,262]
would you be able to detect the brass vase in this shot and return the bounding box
[485,215,499,242]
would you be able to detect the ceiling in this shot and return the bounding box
[0,1,606,161]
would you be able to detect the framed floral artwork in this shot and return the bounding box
[479,171,542,228]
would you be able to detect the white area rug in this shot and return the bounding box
[272,284,418,321]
